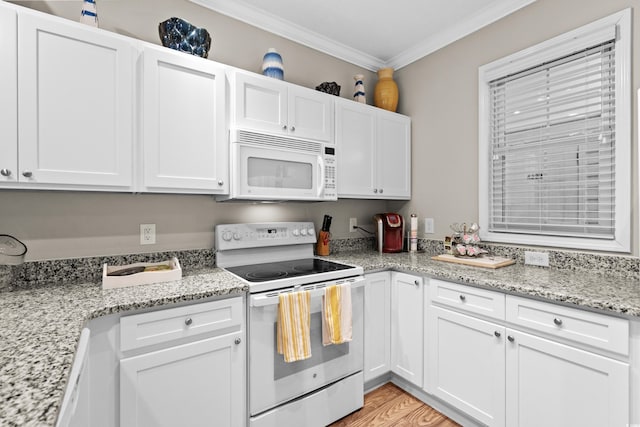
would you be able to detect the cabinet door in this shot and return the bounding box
[376,110,411,199]
[0,3,17,184]
[141,45,228,193]
[233,71,287,134]
[391,272,423,387]
[335,100,376,198]
[121,332,244,427]
[505,329,629,427]
[428,306,505,427]
[18,12,133,188]
[364,272,391,382]
[288,86,333,142]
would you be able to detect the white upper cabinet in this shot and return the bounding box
[0,3,17,184]
[139,44,228,194]
[336,98,411,199]
[231,70,334,142]
[17,10,134,189]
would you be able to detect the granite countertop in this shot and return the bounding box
[0,268,247,427]
[3,250,640,427]
[327,251,640,318]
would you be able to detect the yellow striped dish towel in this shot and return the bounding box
[277,290,311,363]
[322,283,352,346]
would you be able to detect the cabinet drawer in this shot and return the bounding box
[120,297,243,351]
[430,279,505,320]
[506,295,629,356]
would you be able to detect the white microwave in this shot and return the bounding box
[217,129,337,201]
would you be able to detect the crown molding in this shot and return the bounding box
[190,0,537,71]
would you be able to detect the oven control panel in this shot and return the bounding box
[215,222,317,250]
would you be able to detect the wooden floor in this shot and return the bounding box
[329,383,461,427]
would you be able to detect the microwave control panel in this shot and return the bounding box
[323,146,337,200]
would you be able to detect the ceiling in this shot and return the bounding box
[189,0,536,71]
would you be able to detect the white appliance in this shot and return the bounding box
[215,222,364,427]
[216,129,337,201]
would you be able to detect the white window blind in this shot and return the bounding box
[488,40,616,239]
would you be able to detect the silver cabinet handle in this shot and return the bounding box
[507,335,515,342]
[22,170,33,178]
[373,189,378,194]
[218,180,224,186]
[184,317,193,326]
[282,125,287,130]
[494,331,501,338]
[234,337,241,345]
[379,189,384,194]
[290,126,295,132]
[553,317,563,326]
[0,169,11,177]
[459,294,466,301]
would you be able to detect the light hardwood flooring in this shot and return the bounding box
[329,383,461,427]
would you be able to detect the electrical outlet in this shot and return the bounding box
[524,251,549,267]
[424,218,435,234]
[140,224,156,245]
[349,218,357,232]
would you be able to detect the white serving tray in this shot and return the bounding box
[102,257,182,289]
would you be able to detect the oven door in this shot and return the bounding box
[232,142,325,201]
[248,278,364,416]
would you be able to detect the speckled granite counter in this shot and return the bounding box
[327,251,640,318]
[0,269,246,427]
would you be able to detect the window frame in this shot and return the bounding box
[478,9,631,253]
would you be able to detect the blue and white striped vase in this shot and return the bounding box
[80,0,98,27]
[353,74,366,103]
[262,48,284,80]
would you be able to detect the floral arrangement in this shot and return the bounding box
[444,222,488,257]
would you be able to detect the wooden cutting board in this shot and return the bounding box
[431,254,515,269]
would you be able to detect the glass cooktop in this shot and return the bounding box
[225,258,356,283]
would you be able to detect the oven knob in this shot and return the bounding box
[300,229,307,236]
[292,229,300,236]
[222,230,232,241]
[233,232,241,240]
[307,227,315,235]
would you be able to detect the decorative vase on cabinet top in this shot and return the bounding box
[262,48,284,80]
[80,0,98,27]
[353,74,366,104]
[374,68,398,112]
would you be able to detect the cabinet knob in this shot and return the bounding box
[218,180,224,186]
[494,331,501,338]
[22,170,33,178]
[282,125,287,130]
[0,169,11,177]
[414,280,420,286]
[185,317,193,326]
[290,126,295,132]
[234,337,241,345]
[459,294,466,301]
[379,189,384,194]
[507,335,515,342]
[553,317,563,326]
[373,189,378,194]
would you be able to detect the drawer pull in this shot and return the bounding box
[459,294,466,301]
[494,331,501,338]
[507,335,515,342]
[235,337,241,345]
[184,317,193,326]
[0,168,11,177]
[414,280,420,286]
[553,317,563,326]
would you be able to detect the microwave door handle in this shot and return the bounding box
[318,156,325,198]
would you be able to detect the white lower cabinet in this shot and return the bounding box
[428,306,505,426]
[426,278,630,427]
[505,329,629,427]
[391,272,423,387]
[120,332,244,427]
[364,272,391,382]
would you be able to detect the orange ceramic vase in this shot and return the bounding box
[374,67,398,112]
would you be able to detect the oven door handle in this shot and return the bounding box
[249,277,365,308]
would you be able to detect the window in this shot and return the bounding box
[478,9,631,252]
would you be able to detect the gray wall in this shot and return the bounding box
[3,0,639,259]
[391,0,640,255]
